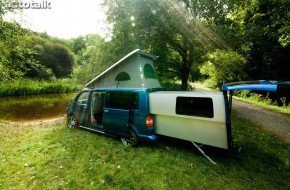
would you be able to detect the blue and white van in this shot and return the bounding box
[66,81,288,152]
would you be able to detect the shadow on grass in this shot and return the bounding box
[66,119,288,169]
[27,120,289,189]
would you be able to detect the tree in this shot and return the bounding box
[230,0,290,81]
[201,50,247,89]
[103,0,239,90]
[70,36,87,54]
[101,0,290,90]
[72,34,112,84]
[30,35,75,78]
[0,20,37,81]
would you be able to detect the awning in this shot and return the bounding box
[222,80,290,92]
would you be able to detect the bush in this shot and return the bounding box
[200,50,247,89]
[0,78,82,97]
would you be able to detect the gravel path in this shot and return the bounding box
[232,100,290,144]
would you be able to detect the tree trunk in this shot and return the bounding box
[180,66,190,91]
[180,50,193,91]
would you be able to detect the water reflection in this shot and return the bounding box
[0,94,75,122]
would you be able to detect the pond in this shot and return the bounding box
[0,94,75,122]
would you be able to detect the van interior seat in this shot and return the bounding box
[93,93,104,124]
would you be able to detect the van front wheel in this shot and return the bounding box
[121,129,138,147]
[67,116,78,129]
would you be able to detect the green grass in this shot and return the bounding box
[0,115,289,190]
[0,78,82,97]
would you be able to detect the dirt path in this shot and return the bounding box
[0,117,65,128]
[232,100,290,144]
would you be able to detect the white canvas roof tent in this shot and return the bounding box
[85,49,162,89]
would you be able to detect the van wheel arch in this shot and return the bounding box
[121,128,138,147]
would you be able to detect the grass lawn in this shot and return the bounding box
[0,114,289,190]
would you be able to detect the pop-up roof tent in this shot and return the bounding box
[85,49,162,88]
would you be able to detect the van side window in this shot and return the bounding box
[175,97,214,118]
[77,91,89,105]
[105,92,139,110]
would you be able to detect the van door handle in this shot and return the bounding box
[104,110,109,113]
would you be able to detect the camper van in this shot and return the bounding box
[66,87,233,149]
[66,88,161,146]
[67,50,289,163]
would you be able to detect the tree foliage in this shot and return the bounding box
[103,0,243,90]
[102,0,290,90]
[0,20,37,81]
[0,17,75,81]
[201,50,247,89]
[1,0,289,90]
[236,0,290,81]
[72,34,112,85]
[30,35,75,79]
[0,3,75,81]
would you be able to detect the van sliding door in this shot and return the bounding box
[102,91,130,135]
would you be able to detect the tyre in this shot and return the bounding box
[121,129,138,147]
[67,116,78,129]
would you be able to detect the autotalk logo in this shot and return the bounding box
[4,0,52,9]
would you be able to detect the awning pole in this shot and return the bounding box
[191,142,216,165]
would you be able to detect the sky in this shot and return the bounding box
[4,0,110,39]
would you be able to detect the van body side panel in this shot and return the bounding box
[129,91,154,136]
[154,116,228,149]
[102,108,130,135]
[129,111,146,134]
[149,91,228,149]
[68,88,159,143]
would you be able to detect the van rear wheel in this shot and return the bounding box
[121,129,138,147]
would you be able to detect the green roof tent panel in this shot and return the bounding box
[85,49,162,88]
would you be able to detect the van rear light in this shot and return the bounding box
[146,116,154,127]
